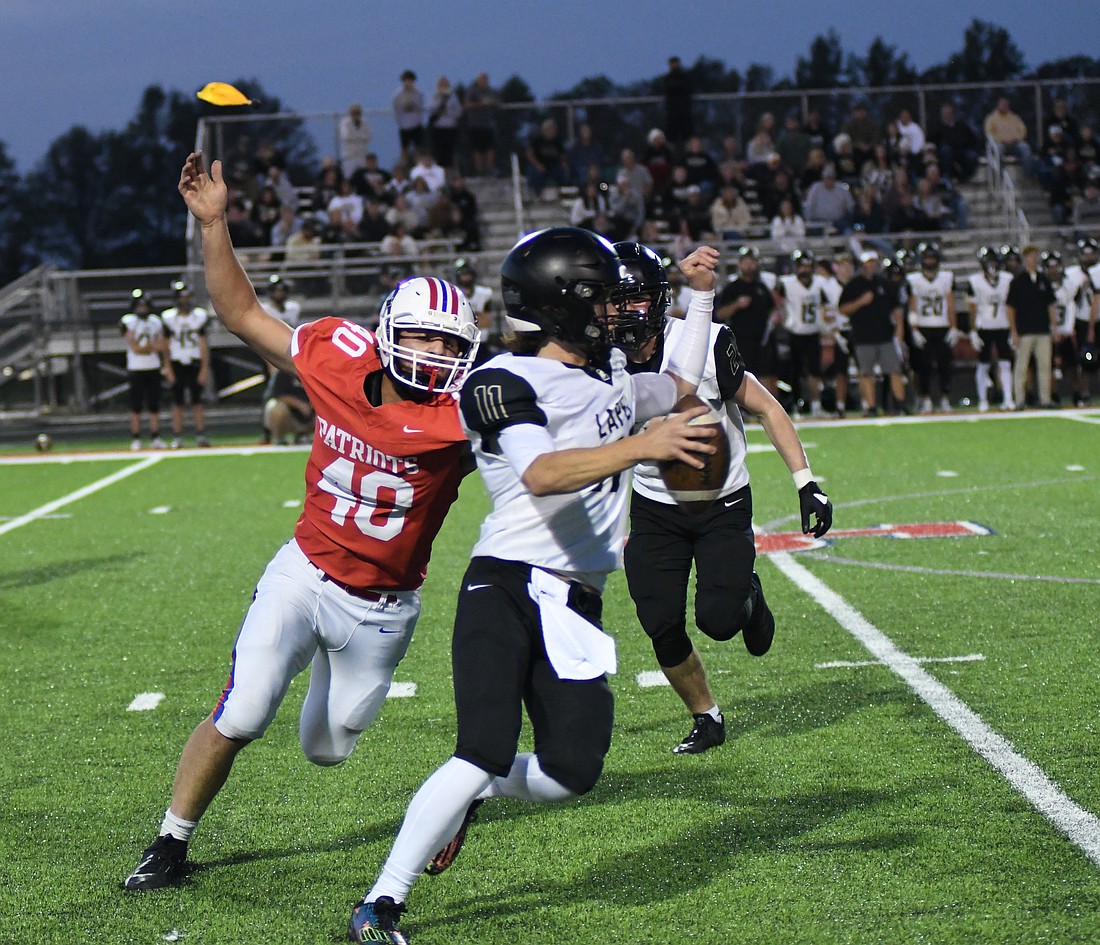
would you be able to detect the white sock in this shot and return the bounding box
[975,363,990,403]
[702,705,723,723]
[159,809,198,842]
[998,362,1013,402]
[368,757,491,904]
[478,753,576,803]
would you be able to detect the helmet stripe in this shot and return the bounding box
[446,280,459,314]
[427,277,439,311]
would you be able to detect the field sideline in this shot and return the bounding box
[3,411,1100,944]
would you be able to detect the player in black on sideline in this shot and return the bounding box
[618,242,833,754]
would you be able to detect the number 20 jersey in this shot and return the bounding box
[290,317,468,591]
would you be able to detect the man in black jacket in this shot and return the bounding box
[1007,244,1059,408]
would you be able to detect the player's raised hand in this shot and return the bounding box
[178,151,228,226]
[678,245,720,292]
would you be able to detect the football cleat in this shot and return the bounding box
[122,834,188,890]
[347,895,408,944]
[742,572,775,657]
[673,713,726,754]
[424,799,484,875]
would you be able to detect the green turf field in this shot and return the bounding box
[3,412,1100,944]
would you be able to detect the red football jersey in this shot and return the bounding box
[290,317,468,590]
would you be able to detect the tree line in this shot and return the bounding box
[1,19,1098,286]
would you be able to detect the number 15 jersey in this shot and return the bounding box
[290,317,468,591]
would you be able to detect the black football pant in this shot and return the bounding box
[451,556,613,796]
[624,487,756,668]
[911,326,954,399]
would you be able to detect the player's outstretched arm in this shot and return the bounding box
[664,245,718,399]
[179,151,295,374]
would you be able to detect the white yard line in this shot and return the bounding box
[771,551,1100,868]
[815,653,985,669]
[0,456,162,537]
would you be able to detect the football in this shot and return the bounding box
[658,393,730,513]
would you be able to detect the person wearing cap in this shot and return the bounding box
[838,251,908,416]
[803,164,855,234]
[161,282,211,448]
[120,290,168,450]
[715,246,780,396]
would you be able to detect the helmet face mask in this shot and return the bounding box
[501,227,626,361]
[790,249,815,284]
[978,246,1001,276]
[918,241,940,272]
[377,277,480,393]
[610,242,671,353]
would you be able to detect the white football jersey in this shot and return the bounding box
[778,274,831,336]
[1052,279,1083,334]
[120,313,164,371]
[907,270,955,327]
[967,271,1012,330]
[261,298,303,328]
[161,306,209,364]
[632,320,749,505]
[1064,265,1095,323]
[823,276,850,332]
[459,350,668,589]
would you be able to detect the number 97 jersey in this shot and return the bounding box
[290,317,469,591]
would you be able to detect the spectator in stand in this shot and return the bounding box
[424,189,462,242]
[1072,177,1100,239]
[804,109,831,156]
[832,134,861,186]
[888,187,932,235]
[803,165,854,234]
[357,198,391,244]
[642,128,676,198]
[882,166,914,226]
[607,173,647,241]
[283,217,323,277]
[226,135,260,204]
[663,55,695,150]
[392,70,425,161]
[776,113,812,178]
[405,177,436,236]
[313,162,342,218]
[924,163,968,229]
[1049,98,1080,146]
[985,97,1034,175]
[251,184,282,244]
[681,136,720,199]
[843,102,881,169]
[1049,151,1086,225]
[386,163,412,202]
[800,148,828,192]
[427,76,463,170]
[617,148,654,202]
[270,206,300,250]
[1006,244,1058,408]
[570,179,610,229]
[861,143,896,200]
[913,177,948,231]
[717,134,745,177]
[566,123,607,188]
[770,197,806,271]
[379,221,419,261]
[351,153,391,202]
[1077,125,1099,173]
[385,192,420,235]
[447,175,482,251]
[409,149,446,194]
[339,104,372,180]
[849,185,890,252]
[525,117,571,195]
[1038,124,1071,190]
[464,72,500,178]
[760,162,800,220]
[929,103,980,182]
[326,177,364,240]
[896,108,925,171]
[680,184,713,241]
[227,199,265,248]
[260,165,297,213]
[710,184,752,241]
[746,113,777,167]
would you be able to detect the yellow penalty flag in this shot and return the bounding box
[196,82,254,107]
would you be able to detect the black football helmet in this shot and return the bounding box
[1077,237,1099,262]
[454,257,478,285]
[1000,244,1022,271]
[918,241,941,271]
[977,245,1001,276]
[1041,249,1063,273]
[500,227,625,360]
[130,288,152,313]
[791,248,816,281]
[894,248,916,272]
[610,242,671,353]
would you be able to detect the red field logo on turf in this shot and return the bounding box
[755,521,995,554]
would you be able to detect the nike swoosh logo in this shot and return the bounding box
[466,583,492,591]
[379,628,402,634]
[403,425,423,434]
[723,497,744,507]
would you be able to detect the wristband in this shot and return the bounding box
[792,468,815,490]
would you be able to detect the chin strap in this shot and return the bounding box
[666,289,714,388]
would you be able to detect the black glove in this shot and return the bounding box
[799,481,833,538]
